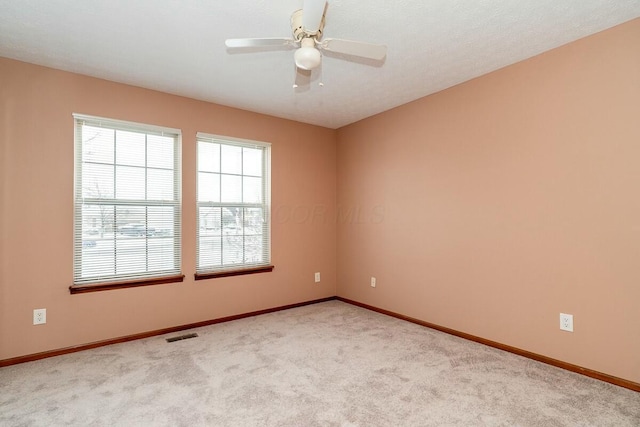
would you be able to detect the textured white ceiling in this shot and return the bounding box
[1,1,639,129]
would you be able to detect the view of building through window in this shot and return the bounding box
[74,116,270,286]
[74,115,181,285]
[196,134,271,272]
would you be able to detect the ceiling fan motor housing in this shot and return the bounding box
[291,9,324,41]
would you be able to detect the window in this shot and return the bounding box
[72,114,182,292]
[196,133,271,278]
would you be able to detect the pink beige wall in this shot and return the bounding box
[0,58,337,360]
[337,19,640,383]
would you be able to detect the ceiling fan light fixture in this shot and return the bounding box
[294,45,321,70]
[226,1,387,78]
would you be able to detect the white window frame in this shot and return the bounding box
[195,132,271,278]
[72,114,182,290]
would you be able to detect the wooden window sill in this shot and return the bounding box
[194,265,274,281]
[70,275,185,294]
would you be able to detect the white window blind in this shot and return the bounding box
[73,114,182,285]
[196,133,271,273]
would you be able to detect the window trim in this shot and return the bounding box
[71,114,182,293]
[195,132,272,276]
[70,275,185,294]
[194,265,274,281]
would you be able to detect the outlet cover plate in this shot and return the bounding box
[33,308,46,325]
[314,272,320,283]
[559,313,573,332]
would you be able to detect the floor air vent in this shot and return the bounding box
[166,333,198,343]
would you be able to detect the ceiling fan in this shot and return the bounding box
[224,0,387,74]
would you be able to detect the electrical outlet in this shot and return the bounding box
[314,272,320,283]
[559,313,573,332]
[33,308,46,325]
[371,277,376,288]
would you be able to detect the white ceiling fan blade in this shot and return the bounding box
[320,38,387,61]
[302,0,326,35]
[225,38,294,48]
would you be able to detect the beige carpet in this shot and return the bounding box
[1,300,638,426]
